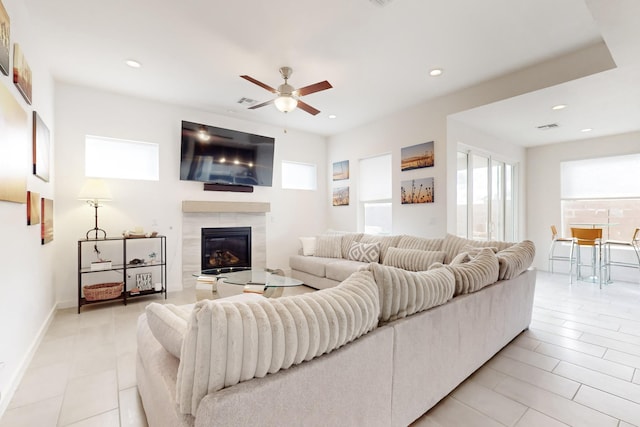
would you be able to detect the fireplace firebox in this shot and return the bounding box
[201,227,251,271]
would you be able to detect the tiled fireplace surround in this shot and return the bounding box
[181,201,269,287]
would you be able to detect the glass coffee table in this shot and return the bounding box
[195,267,305,299]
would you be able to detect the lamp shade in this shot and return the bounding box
[274,95,298,113]
[78,178,112,202]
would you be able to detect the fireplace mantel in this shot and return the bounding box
[182,201,270,213]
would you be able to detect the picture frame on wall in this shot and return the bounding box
[33,111,50,182]
[0,0,10,76]
[332,160,349,181]
[401,141,434,171]
[332,186,349,206]
[0,82,28,204]
[401,177,434,204]
[13,43,32,104]
[41,198,53,244]
[27,191,40,225]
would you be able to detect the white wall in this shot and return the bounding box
[53,83,328,307]
[0,0,56,415]
[527,131,640,272]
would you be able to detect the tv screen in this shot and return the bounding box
[180,120,275,187]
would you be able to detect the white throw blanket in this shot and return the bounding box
[176,270,380,415]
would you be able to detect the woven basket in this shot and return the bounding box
[83,282,123,301]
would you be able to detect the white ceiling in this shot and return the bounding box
[23,0,640,145]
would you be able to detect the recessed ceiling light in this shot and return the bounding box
[125,59,141,68]
[328,114,337,119]
[551,104,567,110]
[581,128,593,132]
[429,68,443,77]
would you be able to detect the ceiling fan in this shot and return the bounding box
[240,67,332,116]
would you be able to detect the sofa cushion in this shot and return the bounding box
[396,235,444,252]
[145,303,191,359]
[369,263,455,323]
[347,241,380,263]
[359,234,402,263]
[446,248,500,295]
[326,259,370,282]
[496,240,536,280]
[441,233,514,264]
[299,237,317,256]
[315,235,342,258]
[383,247,446,271]
[341,233,364,258]
[176,270,380,415]
[289,255,337,278]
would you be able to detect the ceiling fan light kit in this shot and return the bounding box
[240,66,332,116]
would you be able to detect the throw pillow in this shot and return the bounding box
[347,241,381,263]
[299,237,317,256]
[446,248,500,295]
[383,247,446,271]
[496,240,536,280]
[145,303,190,359]
[450,251,471,265]
[369,263,455,322]
[315,235,342,258]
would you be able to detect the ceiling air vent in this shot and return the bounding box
[237,97,257,106]
[537,123,559,130]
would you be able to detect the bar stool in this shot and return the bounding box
[548,225,573,273]
[604,227,640,282]
[569,227,604,288]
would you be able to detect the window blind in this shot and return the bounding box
[561,153,640,199]
[359,153,391,201]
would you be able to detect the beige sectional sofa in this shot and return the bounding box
[136,233,536,427]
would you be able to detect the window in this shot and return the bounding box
[560,153,640,241]
[282,161,316,190]
[359,154,392,234]
[457,149,517,241]
[85,135,159,180]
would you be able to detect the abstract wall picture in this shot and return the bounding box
[41,198,53,244]
[13,43,32,104]
[332,186,349,206]
[0,81,28,203]
[401,141,434,171]
[0,0,9,76]
[27,191,40,225]
[333,160,349,181]
[32,111,50,181]
[401,177,434,204]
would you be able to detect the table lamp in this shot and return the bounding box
[78,178,112,239]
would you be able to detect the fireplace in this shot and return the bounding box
[201,227,251,271]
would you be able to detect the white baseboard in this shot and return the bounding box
[0,304,57,419]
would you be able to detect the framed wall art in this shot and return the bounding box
[332,160,349,181]
[0,0,9,76]
[401,141,434,171]
[27,191,40,225]
[32,111,50,181]
[0,81,27,203]
[332,186,349,206]
[13,43,32,104]
[401,177,434,204]
[41,198,53,244]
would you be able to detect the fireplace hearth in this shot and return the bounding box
[201,227,251,270]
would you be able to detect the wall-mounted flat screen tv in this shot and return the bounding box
[180,120,275,187]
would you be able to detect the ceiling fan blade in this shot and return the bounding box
[297,100,321,116]
[297,80,332,96]
[240,75,277,93]
[248,99,275,110]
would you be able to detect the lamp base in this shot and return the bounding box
[86,227,107,240]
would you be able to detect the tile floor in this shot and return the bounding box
[2,271,640,426]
